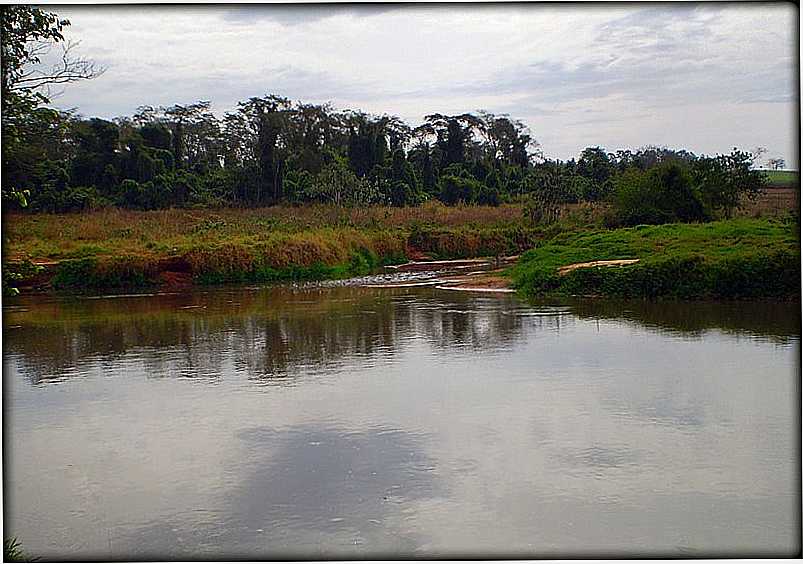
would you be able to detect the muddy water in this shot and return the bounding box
[3,286,800,559]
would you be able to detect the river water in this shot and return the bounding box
[3,286,800,559]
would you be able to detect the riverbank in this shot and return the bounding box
[3,206,799,299]
[2,204,545,293]
[511,217,800,299]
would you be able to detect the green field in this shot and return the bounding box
[762,170,800,187]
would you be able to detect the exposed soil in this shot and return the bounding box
[387,255,519,273]
[158,271,194,291]
[557,258,640,276]
[435,270,515,293]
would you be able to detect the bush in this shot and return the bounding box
[612,162,709,226]
[52,256,155,290]
[2,259,44,295]
[692,149,766,218]
[31,184,110,213]
[438,174,484,205]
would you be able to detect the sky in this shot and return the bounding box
[46,2,799,167]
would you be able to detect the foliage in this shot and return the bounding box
[612,161,709,226]
[1,6,99,207]
[523,163,582,224]
[691,149,766,218]
[610,151,766,226]
[4,537,35,562]
[3,259,43,295]
[0,8,785,233]
[438,171,484,205]
[52,256,155,290]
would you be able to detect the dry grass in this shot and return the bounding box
[4,204,527,289]
[2,202,527,262]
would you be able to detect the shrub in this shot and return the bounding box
[31,184,110,213]
[612,162,709,226]
[438,174,483,205]
[2,259,43,295]
[693,149,766,218]
[52,256,155,290]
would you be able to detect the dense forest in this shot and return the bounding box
[2,6,768,225]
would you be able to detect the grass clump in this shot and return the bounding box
[52,256,157,291]
[4,538,35,562]
[511,218,800,299]
[408,225,541,259]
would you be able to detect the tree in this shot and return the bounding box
[1,6,101,205]
[693,149,766,218]
[576,147,614,200]
[613,162,708,226]
[416,113,484,169]
[286,102,340,174]
[408,141,437,194]
[1,6,101,103]
[346,113,378,177]
[752,146,768,168]
[475,110,538,167]
[68,117,120,188]
[524,162,579,224]
[234,95,292,205]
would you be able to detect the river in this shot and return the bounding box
[3,285,800,559]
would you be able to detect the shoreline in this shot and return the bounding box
[3,212,798,301]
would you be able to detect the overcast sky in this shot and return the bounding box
[48,2,798,167]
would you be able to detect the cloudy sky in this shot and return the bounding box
[49,2,798,167]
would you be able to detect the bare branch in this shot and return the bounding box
[10,40,105,94]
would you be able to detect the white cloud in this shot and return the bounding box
[49,3,798,166]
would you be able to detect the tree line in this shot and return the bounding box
[2,5,767,224]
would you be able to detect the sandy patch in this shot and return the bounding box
[557,259,640,276]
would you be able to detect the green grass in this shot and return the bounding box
[763,170,799,187]
[511,218,800,299]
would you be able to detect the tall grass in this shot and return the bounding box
[3,202,526,262]
[5,204,549,291]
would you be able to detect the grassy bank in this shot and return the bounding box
[4,203,799,297]
[3,203,545,292]
[510,218,800,299]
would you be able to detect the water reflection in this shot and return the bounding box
[110,425,438,560]
[4,287,534,385]
[7,287,797,388]
[3,286,799,559]
[565,298,800,343]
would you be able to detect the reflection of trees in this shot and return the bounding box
[410,293,528,351]
[3,288,529,385]
[8,289,795,387]
[564,298,800,343]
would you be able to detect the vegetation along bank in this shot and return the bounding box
[511,217,800,300]
[4,205,799,300]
